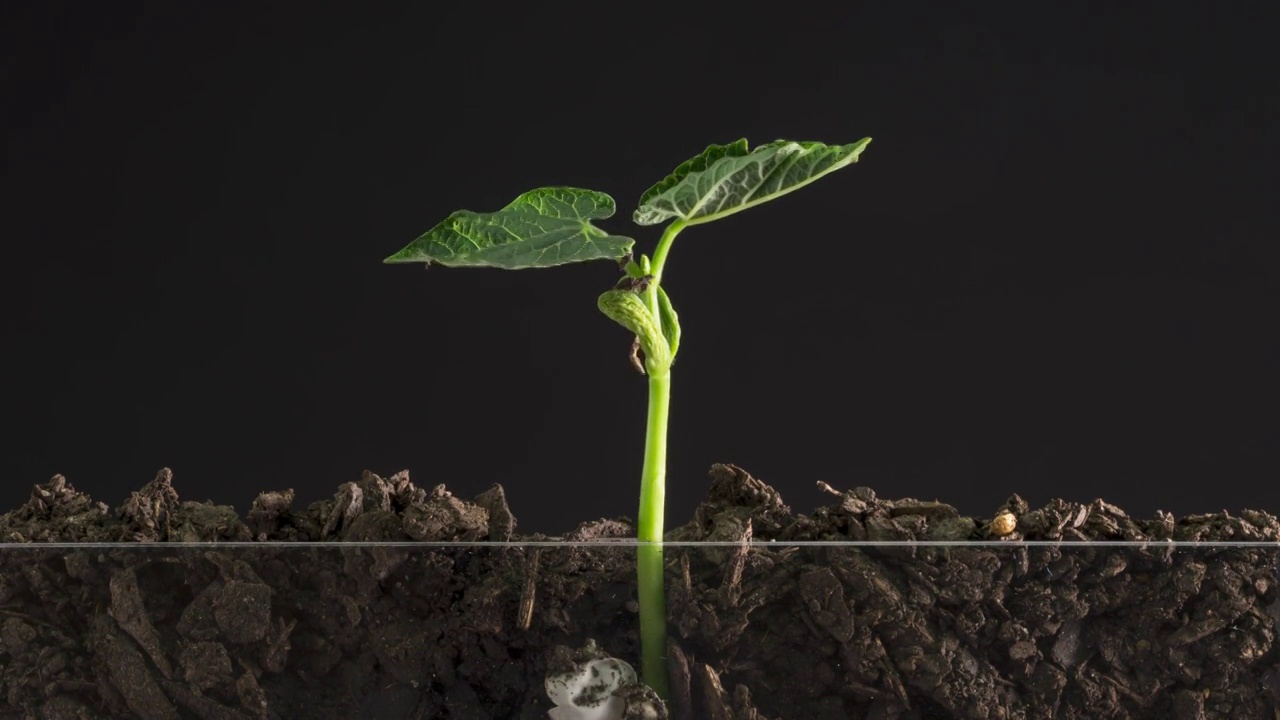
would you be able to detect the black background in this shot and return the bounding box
[4,3,1277,536]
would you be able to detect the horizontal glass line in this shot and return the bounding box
[0,540,1276,549]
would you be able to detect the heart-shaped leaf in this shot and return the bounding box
[385,187,635,269]
[633,138,871,226]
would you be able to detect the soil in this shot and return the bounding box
[0,464,1277,720]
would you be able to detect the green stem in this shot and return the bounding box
[645,220,685,324]
[637,369,670,698]
[635,220,684,700]
[638,370,670,543]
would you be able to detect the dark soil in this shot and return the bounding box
[0,464,1277,719]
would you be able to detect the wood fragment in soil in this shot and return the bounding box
[695,662,731,720]
[665,640,694,720]
[718,519,751,610]
[518,549,540,631]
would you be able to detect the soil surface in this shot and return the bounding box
[0,464,1277,719]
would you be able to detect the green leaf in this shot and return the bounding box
[633,138,872,226]
[385,187,635,269]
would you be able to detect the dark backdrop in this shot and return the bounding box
[4,3,1277,535]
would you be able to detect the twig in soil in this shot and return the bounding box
[518,549,540,631]
[718,519,751,610]
[680,554,693,597]
[0,608,64,634]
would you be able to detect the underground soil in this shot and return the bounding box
[0,464,1277,719]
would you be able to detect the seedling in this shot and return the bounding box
[385,137,872,701]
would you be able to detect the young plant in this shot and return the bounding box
[385,137,872,701]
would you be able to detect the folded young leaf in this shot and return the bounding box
[633,138,871,227]
[384,187,635,269]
